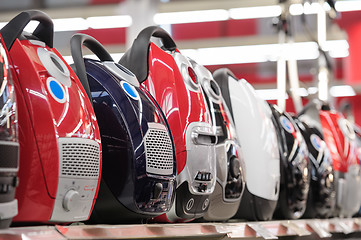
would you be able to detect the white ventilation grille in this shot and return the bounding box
[59,138,100,179]
[145,123,174,175]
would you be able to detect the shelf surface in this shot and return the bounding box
[1,218,361,239]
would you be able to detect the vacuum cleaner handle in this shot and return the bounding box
[119,26,177,83]
[70,33,114,102]
[1,10,54,50]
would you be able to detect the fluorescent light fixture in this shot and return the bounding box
[182,41,320,65]
[289,4,304,15]
[289,2,332,15]
[64,53,124,65]
[154,9,229,25]
[53,18,88,31]
[254,85,355,101]
[335,0,361,12]
[87,15,132,29]
[229,5,282,19]
[255,89,289,100]
[308,87,318,95]
[330,85,356,97]
[290,88,309,97]
[320,40,349,58]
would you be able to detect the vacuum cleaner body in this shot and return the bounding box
[213,68,280,221]
[120,26,216,222]
[300,100,361,217]
[71,34,176,223]
[1,11,102,223]
[294,118,336,218]
[270,105,310,219]
[192,62,245,221]
[0,35,19,228]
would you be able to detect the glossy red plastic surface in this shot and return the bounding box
[319,110,358,173]
[143,43,211,173]
[8,39,101,222]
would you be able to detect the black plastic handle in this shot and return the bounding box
[119,26,177,83]
[0,10,54,50]
[70,33,114,102]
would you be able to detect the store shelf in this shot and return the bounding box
[1,218,361,240]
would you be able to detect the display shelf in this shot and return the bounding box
[1,218,361,240]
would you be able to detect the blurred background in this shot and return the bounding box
[0,0,360,124]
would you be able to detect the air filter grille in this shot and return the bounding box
[59,138,100,178]
[145,124,174,175]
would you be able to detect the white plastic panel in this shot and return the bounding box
[228,77,280,201]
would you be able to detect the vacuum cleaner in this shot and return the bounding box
[120,26,217,222]
[299,100,361,218]
[293,118,336,218]
[70,33,177,223]
[269,105,310,219]
[191,61,245,221]
[0,34,19,228]
[213,68,280,221]
[1,10,102,223]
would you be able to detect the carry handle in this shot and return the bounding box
[137,26,177,51]
[119,26,177,83]
[70,33,113,102]
[1,10,53,50]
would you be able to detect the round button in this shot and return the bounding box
[63,190,80,212]
[185,198,194,211]
[229,157,241,179]
[202,198,209,210]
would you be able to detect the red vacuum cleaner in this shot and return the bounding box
[299,100,361,217]
[1,10,102,223]
[0,34,19,228]
[120,26,217,222]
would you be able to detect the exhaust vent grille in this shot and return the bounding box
[145,123,174,175]
[59,138,100,178]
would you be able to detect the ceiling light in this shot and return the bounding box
[87,15,132,29]
[330,85,356,97]
[154,9,229,25]
[53,18,88,31]
[64,53,124,65]
[335,0,361,12]
[255,89,289,100]
[182,41,320,65]
[229,5,282,19]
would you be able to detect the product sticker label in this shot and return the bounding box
[280,115,294,134]
[310,134,322,151]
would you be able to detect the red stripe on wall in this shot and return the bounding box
[171,19,257,41]
[79,28,126,45]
